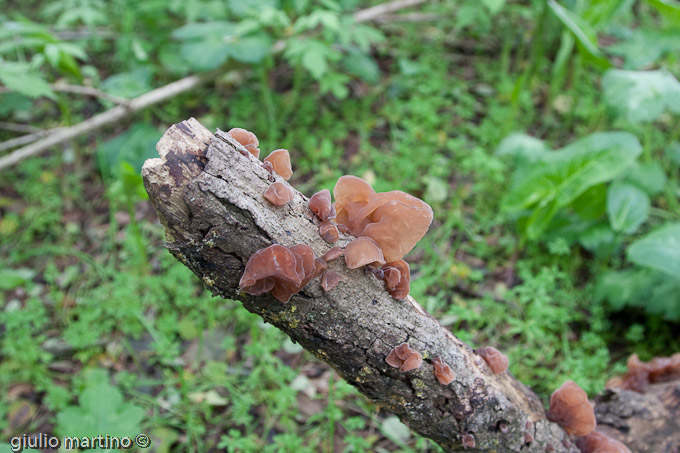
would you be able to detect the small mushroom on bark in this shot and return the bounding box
[385,343,423,372]
[462,434,476,448]
[309,189,336,221]
[228,127,260,158]
[345,237,385,269]
[475,347,509,374]
[322,246,344,262]
[319,222,340,243]
[381,259,410,299]
[613,352,680,393]
[546,381,596,436]
[264,182,294,206]
[314,258,328,278]
[321,270,341,292]
[432,357,455,385]
[239,244,315,303]
[576,431,632,453]
[264,149,293,180]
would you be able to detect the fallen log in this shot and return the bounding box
[141,118,678,452]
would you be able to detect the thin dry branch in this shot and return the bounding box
[0,84,129,105]
[0,71,218,172]
[0,121,43,134]
[354,0,426,22]
[0,127,64,153]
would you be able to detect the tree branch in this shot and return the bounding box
[0,71,219,172]
[142,118,580,452]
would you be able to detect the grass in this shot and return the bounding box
[1,0,680,451]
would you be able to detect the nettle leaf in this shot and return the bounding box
[285,38,340,80]
[602,69,680,123]
[0,61,54,99]
[343,49,379,83]
[0,268,35,290]
[503,132,642,239]
[627,223,680,279]
[56,369,145,442]
[547,0,610,68]
[606,182,650,234]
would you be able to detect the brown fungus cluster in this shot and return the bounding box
[239,244,315,303]
[475,347,509,374]
[381,259,410,300]
[608,352,680,393]
[576,431,632,453]
[546,381,596,436]
[432,356,455,385]
[385,343,423,372]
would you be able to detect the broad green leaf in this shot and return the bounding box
[495,133,549,163]
[0,268,35,290]
[606,182,650,233]
[343,49,380,83]
[101,67,152,99]
[503,132,641,238]
[572,183,607,221]
[627,223,680,278]
[97,123,161,181]
[607,28,680,69]
[0,62,54,99]
[172,21,236,70]
[623,161,667,196]
[228,33,272,63]
[646,0,680,25]
[578,222,616,257]
[482,0,507,15]
[56,369,145,442]
[602,69,680,122]
[172,21,234,40]
[547,0,610,68]
[380,416,410,445]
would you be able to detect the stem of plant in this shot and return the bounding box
[259,61,278,146]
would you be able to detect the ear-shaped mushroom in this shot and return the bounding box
[546,381,596,436]
[309,189,336,222]
[345,237,385,269]
[475,347,509,374]
[228,128,260,158]
[314,258,328,278]
[432,357,455,385]
[323,246,344,262]
[332,176,433,262]
[618,352,680,393]
[319,222,340,243]
[385,343,423,372]
[576,431,631,453]
[321,270,341,292]
[462,434,476,448]
[240,244,311,303]
[264,149,293,180]
[264,182,294,206]
[333,175,374,226]
[381,259,410,299]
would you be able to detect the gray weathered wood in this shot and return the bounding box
[142,118,584,452]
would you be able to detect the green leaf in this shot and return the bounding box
[646,0,680,25]
[56,369,145,442]
[627,223,680,278]
[503,132,642,239]
[101,67,153,99]
[578,222,616,257]
[481,0,507,15]
[602,69,680,122]
[623,161,667,196]
[342,49,380,83]
[572,183,607,221]
[228,33,272,63]
[172,21,236,70]
[607,28,680,69]
[606,182,650,234]
[495,133,549,163]
[547,0,610,68]
[0,268,35,290]
[97,123,161,181]
[0,62,54,99]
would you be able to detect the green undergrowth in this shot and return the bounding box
[2,0,680,451]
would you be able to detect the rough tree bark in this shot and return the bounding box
[141,119,678,452]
